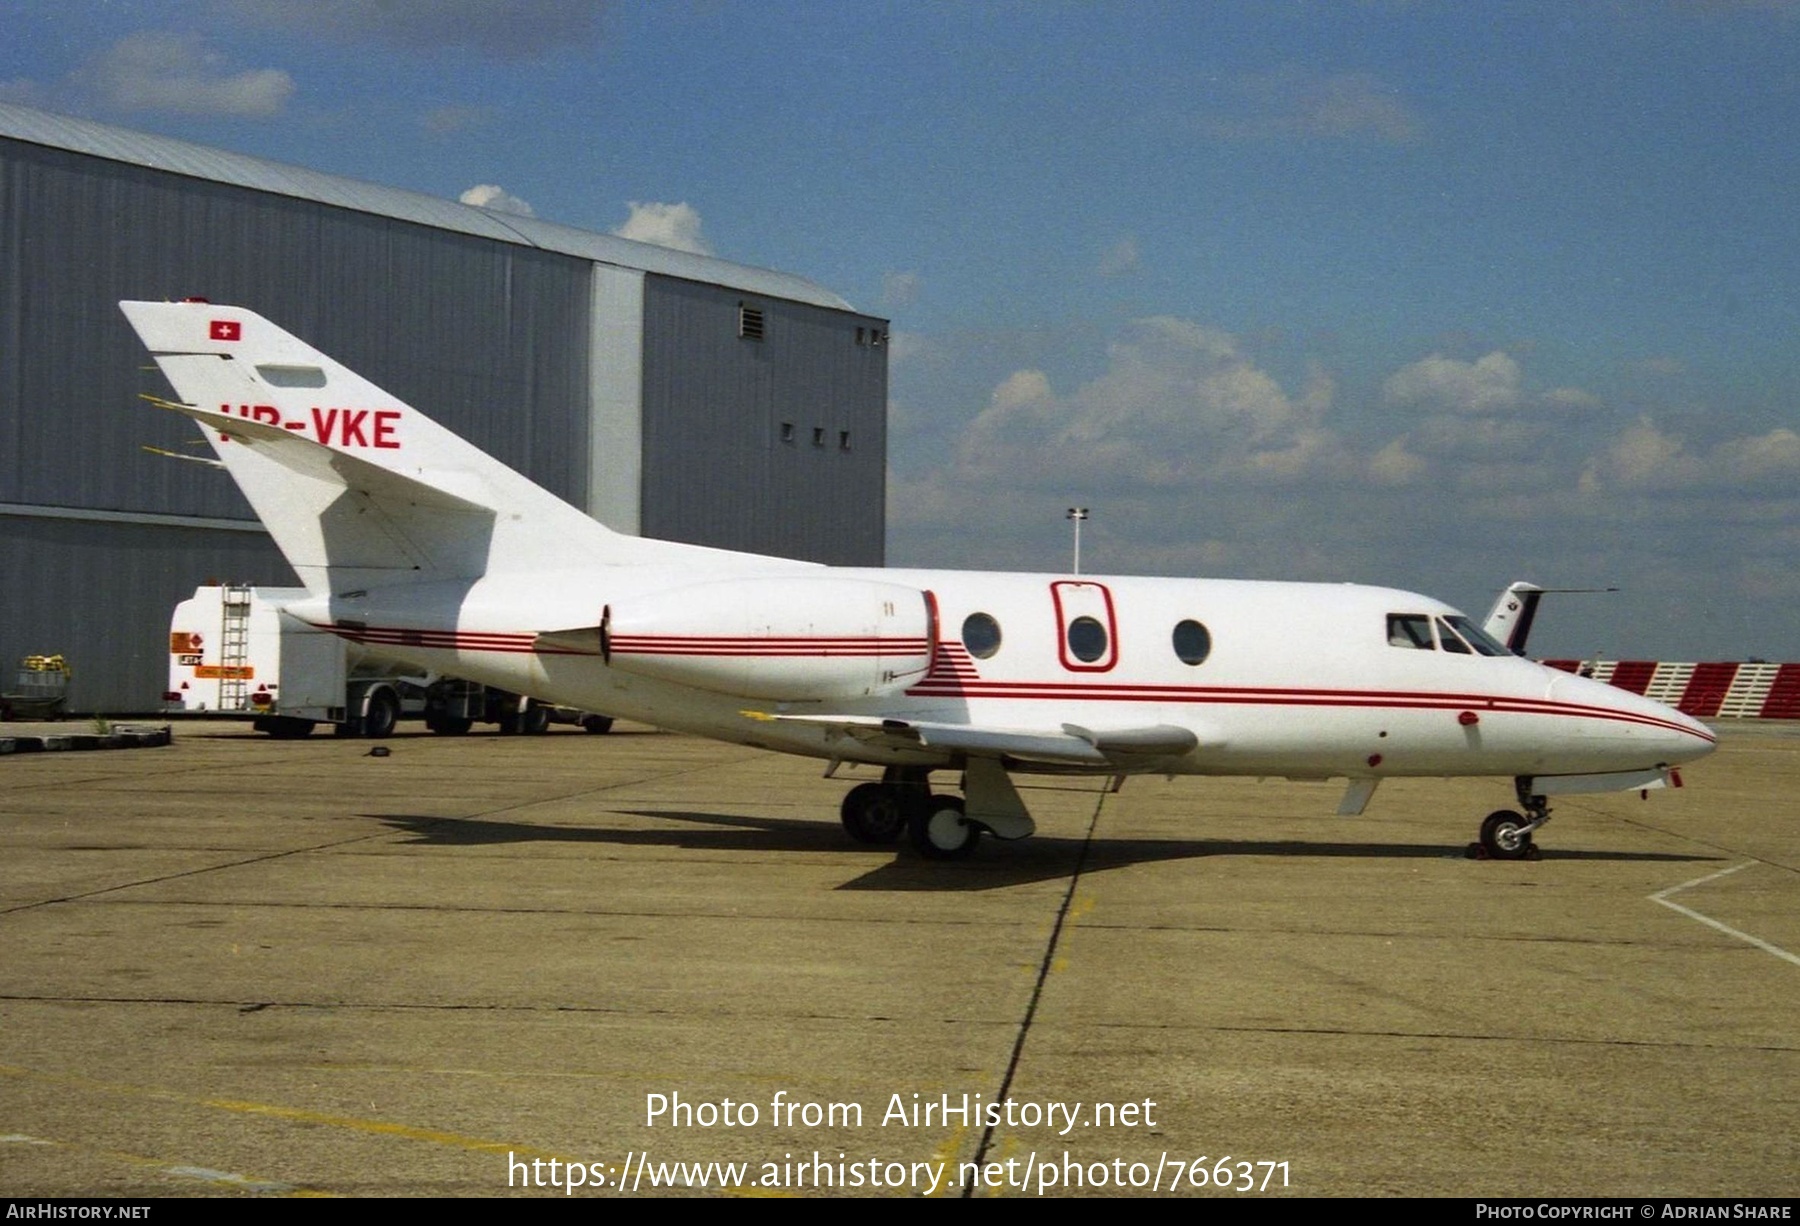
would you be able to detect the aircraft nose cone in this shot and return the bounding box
[1664,706,1718,762]
[1545,671,1717,765]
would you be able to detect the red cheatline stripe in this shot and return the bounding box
[609,636,930,658]
[902,681,1712,741]
[615,640,936,651]
[311,622,597,657]
[613,648,926,658]
[308,619,1707,741]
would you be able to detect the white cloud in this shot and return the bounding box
[882,271,923,307]
[77,32,294,119]
[424,105,492,136]
[1377,351,1607,464]
[989,369,1052,413]
[1368,437,1428,486]
[887,317,1800,656]
[228,0,606,59]
[1580,420,1800,494]
[612,201,713,255]
[1383,351,1523,416]
[1203,68,1422,144]
[943,318,1342,494]
[883,331,924,365]
[1097,234,1140,277]
[459,183,536,217]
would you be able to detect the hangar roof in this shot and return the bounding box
[0,101,855,312]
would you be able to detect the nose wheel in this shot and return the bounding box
[1473,780,1551,860]
[1478,809,1535,860]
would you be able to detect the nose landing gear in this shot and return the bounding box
[1472,779,1552,860]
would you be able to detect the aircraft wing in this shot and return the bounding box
[756,713,1202,767]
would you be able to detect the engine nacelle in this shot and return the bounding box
[603,577,936,702]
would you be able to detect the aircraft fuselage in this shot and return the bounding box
[293,567,1715,783]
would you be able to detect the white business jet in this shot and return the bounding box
[121,300,1715,861]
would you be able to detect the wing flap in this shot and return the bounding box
[758,713,1205,767]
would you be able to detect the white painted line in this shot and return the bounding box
[2,1128,299,1193]
[1650,861,1800,968]
[163,1164,295,1193]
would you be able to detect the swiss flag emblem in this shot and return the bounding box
[209,320,241,342]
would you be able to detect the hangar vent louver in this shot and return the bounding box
[738,304,765,341]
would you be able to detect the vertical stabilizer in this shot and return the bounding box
[120,300,792,595]
[1483,581,1545,654]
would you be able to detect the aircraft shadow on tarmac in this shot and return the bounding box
[365,810,1720,893]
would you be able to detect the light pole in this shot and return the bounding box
[1066,507,1088,576]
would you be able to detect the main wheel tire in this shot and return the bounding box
[839,781,909,844]
[519,702,551,735]
[362,689,400,739]
[429,717,473,736]
[1479,809,1533,860]
[909,795,980,860]
[581,715,614,735]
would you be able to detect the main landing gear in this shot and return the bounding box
[1473,778,1552,861]
[838,767,980,859]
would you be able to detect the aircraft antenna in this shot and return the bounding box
[1066,507,1089,575]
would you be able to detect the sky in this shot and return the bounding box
[4,0,1798,661]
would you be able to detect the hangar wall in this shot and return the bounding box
[640,277,888,566]
[0,137,594,713]
[0,105,888,713]
[0,517,295,715]
[0,137,595,519]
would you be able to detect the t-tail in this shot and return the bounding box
[1481,581,1620,655]
[120,300,785,597]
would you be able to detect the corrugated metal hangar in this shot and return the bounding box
[0,101,889,713]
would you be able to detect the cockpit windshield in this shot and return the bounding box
[1387,614,1434,649]
[1443,615,1511,657]
[1387,612,1512,657]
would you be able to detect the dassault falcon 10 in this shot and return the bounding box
[121,300,1716,860]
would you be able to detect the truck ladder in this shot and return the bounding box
[218,583,254,711]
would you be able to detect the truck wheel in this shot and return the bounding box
[429,717,472,736]
[362,690,400,739]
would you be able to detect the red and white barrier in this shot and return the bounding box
[1541,660,1800,719]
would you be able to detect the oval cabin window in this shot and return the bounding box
[1172,619,1211,666]
[1066,615,1108,663]
[961,612,1002,659]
